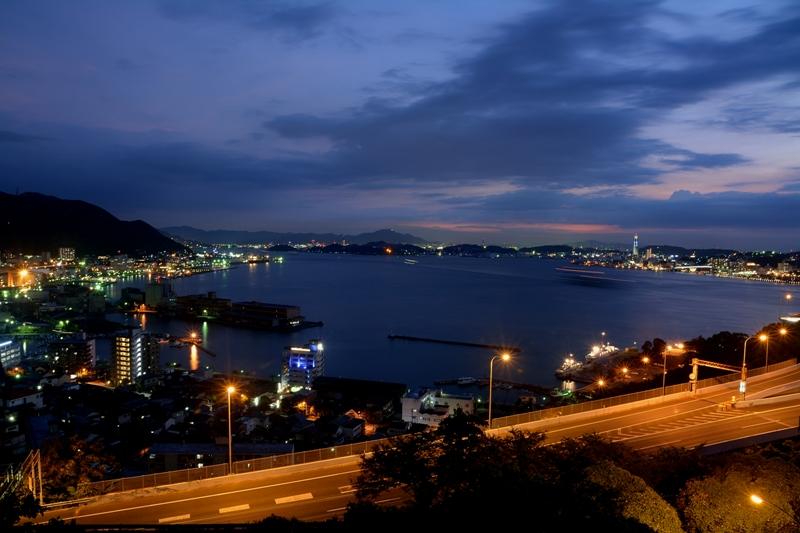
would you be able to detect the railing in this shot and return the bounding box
[490,358,797,429]
[78,439,389,497]
[77,358,797,498]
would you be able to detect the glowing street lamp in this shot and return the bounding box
[765,328,789,372]
[750,493,800,527]
[226,385,236,473]
[487,352,511,429]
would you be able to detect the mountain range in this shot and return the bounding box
[0,192,186,256]
[160,226,429,246]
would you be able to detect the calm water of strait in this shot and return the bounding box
[109,254,796,388]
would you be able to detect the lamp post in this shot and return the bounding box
[226,385,235,473]
[767,328,788,372]
[741,335,768,399]
[488,353,511,429]
[750,493,800,527]
[661,348,670,396]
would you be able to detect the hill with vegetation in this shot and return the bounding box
[0,192,187,256]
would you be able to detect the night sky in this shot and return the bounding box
[1,1,799,249]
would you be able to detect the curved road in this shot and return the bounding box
[37,364,800,525]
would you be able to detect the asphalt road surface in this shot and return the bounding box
[39,364,800,525]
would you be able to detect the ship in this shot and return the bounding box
[555,343,621,380]
[585,343,620,360]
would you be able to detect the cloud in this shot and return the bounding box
[0,130,49,143]
[157,0,339,41]
[262,0,790,191]
[1,0,799,247]
[457,187,800,232]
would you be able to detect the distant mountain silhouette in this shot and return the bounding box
[0,192,187,256]
[161,226,429,246]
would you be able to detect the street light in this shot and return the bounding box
[766,328,789,372]
[740,334,768,399]
[487,352,511,429]
[750,493,800,527]
[661,350,670,396]
[226,385,235,473]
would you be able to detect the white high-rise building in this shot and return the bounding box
[0,339,22,370]
[111,327,143,385]
[632,234,639,257]
[58,247,76,262]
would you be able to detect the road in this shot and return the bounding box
[38,364,800,525]
[40,458,380,525]
[502,363,800,451]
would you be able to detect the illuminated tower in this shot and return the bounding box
[632,234,639,257]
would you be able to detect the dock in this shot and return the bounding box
[387,334,521,353]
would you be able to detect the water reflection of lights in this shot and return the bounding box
[190,344,199,371]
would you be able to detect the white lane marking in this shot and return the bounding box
[637,440,683,451]
[338,485,356,494]
[54,469,360,520]
[327,507,347,513]
[219,504,250,514]
[375,497,401,504]
[536,369,800,435]
[612,403,800,443]
[275,492,314,505]
[158,514,190,523]
[741,421,785,429]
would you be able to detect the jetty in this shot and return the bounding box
[388,334,521,353]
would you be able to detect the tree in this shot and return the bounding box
[0,490,41,527]
[584,461,684,533]
[652,338,667,357]
[679,456,800,532]
[353,413,681,530]
[41,436,119,501]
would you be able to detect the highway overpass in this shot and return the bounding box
[36,363,800,525]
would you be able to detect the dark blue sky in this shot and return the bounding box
[1,0,799,248]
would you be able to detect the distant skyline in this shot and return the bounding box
[1,1,799,249]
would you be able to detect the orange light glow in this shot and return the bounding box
[189,345,199,371]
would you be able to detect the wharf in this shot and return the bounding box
[388,334,521,353]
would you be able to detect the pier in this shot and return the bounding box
[387,334,521,353]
